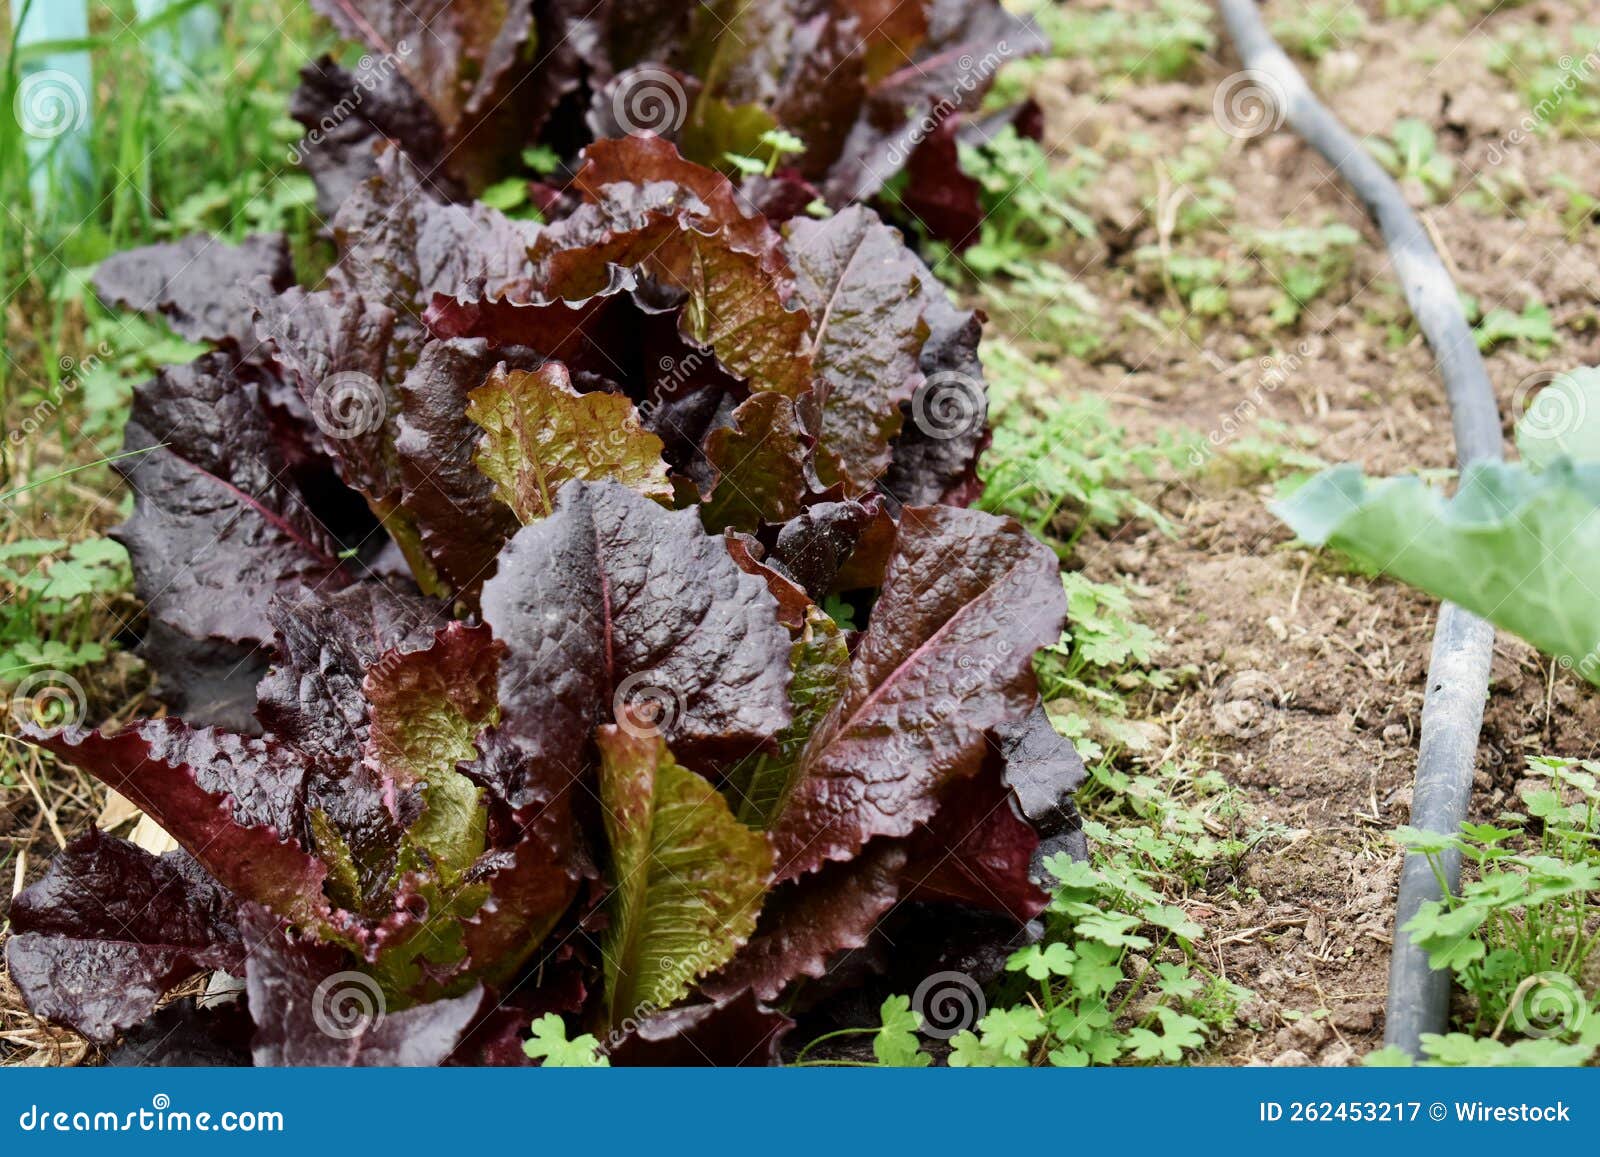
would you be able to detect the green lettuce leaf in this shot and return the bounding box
[597,725,773,1029]
[467,363,672,522]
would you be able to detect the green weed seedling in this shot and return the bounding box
[1271,2,1367,60]
[1471,298,1558,353]
[1488,25,1600,139]
[1359,757,1600,1066]
[0,536,128,701]
[1032,0,1215,82]
[978,345,1186,550]
[1367,119,1455,203]
[1550,174,1599,240]
[1134,246,1238,320]
[1248,224,1361,328]
[860,761,1255,1067]
[980,260,1108,361]
[1161,147,1238,237]
[948,126,1099,278]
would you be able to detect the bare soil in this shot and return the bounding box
[1007,0,1600,1064]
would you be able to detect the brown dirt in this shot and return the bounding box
[992,0,1600,1064]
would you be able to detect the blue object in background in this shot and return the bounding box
[12,1,222,213]
[13,0,94,213]
[134,0,221,91]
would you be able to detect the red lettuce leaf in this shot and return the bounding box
[135,622,268,734]
[822,1,1047,207]
[94,232,293,345]
[608,990,793,1066]
[328,146,537,362]
[5,829,243,1043]
[724,532,812,630]
[114,355,355,649]
[700,392,812,531]
[252,285,401,501]
[307,0,543,193]
[241,906,484,1067]
[21,721,332,929]
[255,585,453,904]
[290,54,454,217]
[466,362,672,522]
[455,730,583,986]
[105,997,254,1067]
[994,702,1088,840]
[784,206,927,493]
[767,497,882,596]
[480,480,792,766]
[766,505,1066,879]
[899,759,1047,922]
[703,841,905,1004]
[392,338,537,597]
[595,725,771,1027]
[255,583,445,766]
[531,137,814,399]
